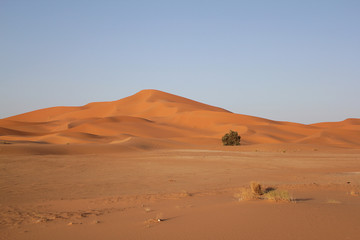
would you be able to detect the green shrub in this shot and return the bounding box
[222,130,241,146]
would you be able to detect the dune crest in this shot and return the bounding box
[0,90,359,148]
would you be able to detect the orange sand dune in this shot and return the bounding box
[1,89,359,148]
[1,90,360,240]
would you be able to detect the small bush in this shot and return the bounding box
[234,188,257,201]
[263,189,293,202]
[235,182,263,201]
[235,182,294,203]
[222,130,241,146]
[250,182,263,196]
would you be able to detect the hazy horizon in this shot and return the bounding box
[1,0,359,124]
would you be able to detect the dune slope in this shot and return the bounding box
[0,89,359,148]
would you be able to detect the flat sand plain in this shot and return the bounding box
[1,144,360,240]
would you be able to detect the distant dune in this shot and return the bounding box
[1,89,359,148]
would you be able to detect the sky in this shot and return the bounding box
[1,0,359,124]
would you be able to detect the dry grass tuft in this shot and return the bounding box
[179,190,192,197]
[235,188,258,201]
[326,199,341,204]
[236,182,294,203]
[263,189,293,202]
[250,182,263,196]
[144,207,152,213]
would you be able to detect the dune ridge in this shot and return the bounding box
[1,89,359,149]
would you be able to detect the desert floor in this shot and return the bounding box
[1,144,360,240]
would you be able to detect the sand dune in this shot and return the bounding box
[1,90,360,240]
[1,89,359,148]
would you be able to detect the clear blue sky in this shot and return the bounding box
[1,0,359,124]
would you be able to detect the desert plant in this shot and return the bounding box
[263,189,293,202]
[250,182,263,196]
[235,183,294,202]
[326,199,341,204]
[235,188,257,201]
[222,130,241,146]
[179,190,192,197]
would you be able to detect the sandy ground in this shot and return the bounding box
[1,144,360,240]
[1,90,360,239]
